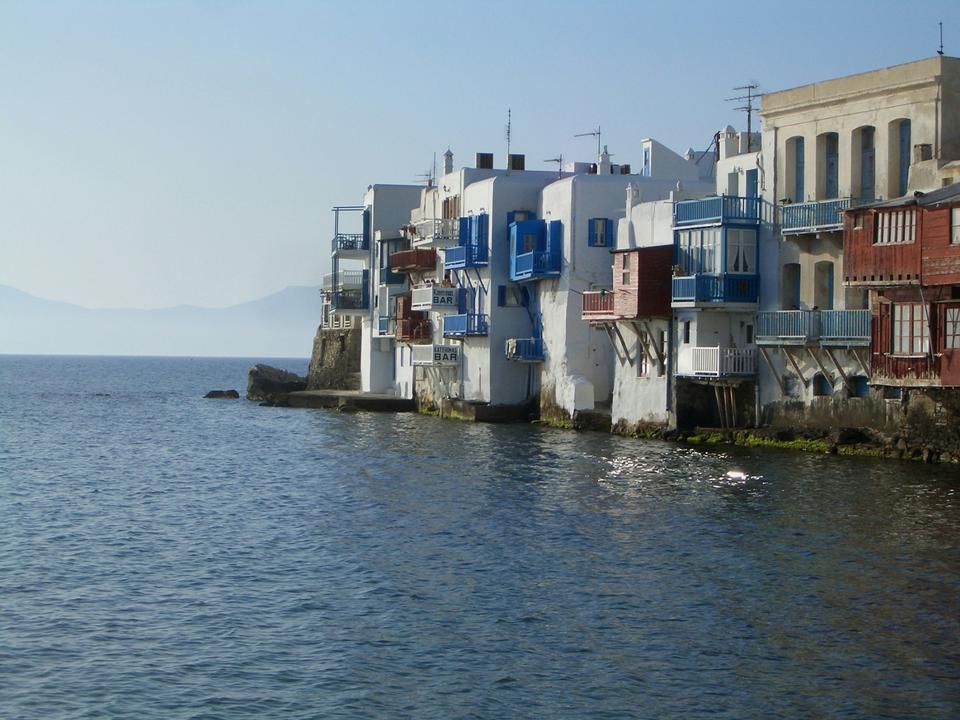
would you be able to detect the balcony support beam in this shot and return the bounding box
[759,347,786,397]
[806,347,836,390]
[783,347,808,386]
[611,323,634,367]
[602,324,632,366]
[825,347,855,395]
[629,322,656,371]
[642,321,666,373]
[852,348,870,377]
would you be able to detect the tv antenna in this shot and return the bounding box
[505,108,512,172]
[939,21,945,56]
[544,154,564,178]
[575,126,601,156]
[725,84,760,152]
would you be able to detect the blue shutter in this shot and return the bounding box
[362,208,371,248]
[605,219,614,246]
[457,287,467,313]
[458,216,470,246]
[588,218,597,246]
[497,285,506,307]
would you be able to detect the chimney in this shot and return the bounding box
[598,145,612,175]
[476,152,494,169]
[508,153,525,171]
[913,143,933,163]
[443,148,454,174]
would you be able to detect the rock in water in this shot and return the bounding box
[247,364,307,404]
[205,389,240,399]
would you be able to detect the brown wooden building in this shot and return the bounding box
[844,184,960,385]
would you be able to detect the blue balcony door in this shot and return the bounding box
[794,137,805,202]
[745,169,758,198]
[860,127,876,201]
[824,133,839,199]
[898,119,911,197]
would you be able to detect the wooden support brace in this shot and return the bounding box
[784,347,808,386]
[759,346,786,396]
[602,324,627,365]
[642,321,666,374]
[824,347,854,394]
[611,323,634,367]
[851,347,870,377]
[806,347,836,388]
[714,384,726,431]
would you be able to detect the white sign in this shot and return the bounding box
[412,344,460,366]
[412,286,459,312]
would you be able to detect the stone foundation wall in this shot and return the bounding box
[306,326,362,390]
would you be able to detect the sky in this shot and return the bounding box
[2,0,959,309]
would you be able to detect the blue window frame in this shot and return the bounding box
[588,218,614,247]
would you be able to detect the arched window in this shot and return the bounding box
[887,118,911,197]
[817,132,839,199]
[852,126,876,201]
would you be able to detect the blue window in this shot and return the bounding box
[588,218,614,247]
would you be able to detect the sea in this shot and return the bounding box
[1,354,958,719]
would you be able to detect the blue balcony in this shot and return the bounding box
[509,219,563,282]
[819,309,871,345]
[756,309,871,345]
[780,198,851,235]
[674,195,762,226]
[377,315,391,336]
[442,313,489,337]
[512,250,561,281]
[329,289,369,312]
[505,337,544,362]
[671,274,759,305]
[444,243,489,270]
[756,310,818,344]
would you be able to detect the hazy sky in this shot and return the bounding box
[2,0,959,309]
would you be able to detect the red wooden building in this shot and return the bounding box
[844,184,960,386]
[581,245,673,322]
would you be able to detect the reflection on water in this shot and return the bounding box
[0,355,958,719]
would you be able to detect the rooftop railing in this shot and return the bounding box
[412,218,460,247]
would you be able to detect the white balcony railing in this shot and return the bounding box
[412,218,460,247]
[680,347,757,377]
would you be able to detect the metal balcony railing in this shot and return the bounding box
[512,249,561,281]
[780,198,852,234]
[819,309,871,344]
[323,269,368,291]
[412,218,460,247]
[377,315,392,336]
[442,313,489,337]
[671,274,759,304]
[444,242,489,270]
[505,337,545,362]
[333,233,368,252]
[756,309,870,345]
[674,195,762,226]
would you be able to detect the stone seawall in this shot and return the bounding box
[307,326,362,390]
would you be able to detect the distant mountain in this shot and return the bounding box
[0,285,322,357]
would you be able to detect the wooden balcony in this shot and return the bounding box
[389,248,437,273]
[395,318,432,343]
[581,290,616,322]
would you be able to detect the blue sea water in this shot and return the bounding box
[0,354,958,719]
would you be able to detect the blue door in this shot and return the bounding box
[795,138,805,202]
[898,120,911,197]
[825,133,839,199]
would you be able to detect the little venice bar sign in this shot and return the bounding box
[411,286,460,312]
[412,344,461,367]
